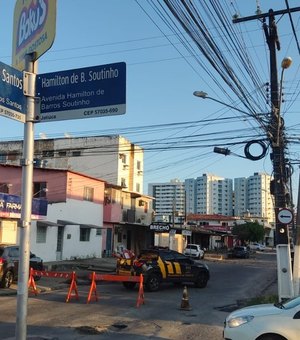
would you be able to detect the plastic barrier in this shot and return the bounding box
[28,268,78,302]
[29,268,144,307]
[28,268,38,296]
[87,271,98,304]
[88,272,145,307]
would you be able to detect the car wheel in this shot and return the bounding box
[257,334,287,340]
[122,282,137,290]
[0,271,14,288]
[194,272,208,288]
[145,273,161,292]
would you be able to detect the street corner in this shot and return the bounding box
[0,283,17,296]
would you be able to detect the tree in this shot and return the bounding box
[232,222,265,244]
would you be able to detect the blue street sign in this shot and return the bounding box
[0,61,26,122]
[36,62,126,122]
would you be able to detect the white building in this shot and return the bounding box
[148,179,185,222]
[235,172,275,223]
[0,135,144,194]
[185,178,196,214]
[234,177,248,216]
[195,174,233,216]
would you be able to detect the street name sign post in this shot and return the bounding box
[0,61,26,123]
[36,62,126,121]
[12,1,57,340]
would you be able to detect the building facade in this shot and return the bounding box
[234,172,274,223]
[188,174,233,216]
[0,164,105,262]
[148,179,185,222]
[0,135,144,194]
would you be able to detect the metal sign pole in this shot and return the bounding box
[15,53,37,340]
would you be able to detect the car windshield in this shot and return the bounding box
[279,296,300,309]
[187,245,197,250]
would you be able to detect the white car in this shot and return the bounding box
[249,242,266,251]
[223,296,300,340]
[183,244,204,259]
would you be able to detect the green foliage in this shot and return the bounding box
[232,222,265,243]
[245,294,278,306]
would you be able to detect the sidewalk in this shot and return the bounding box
[0,257,118,296]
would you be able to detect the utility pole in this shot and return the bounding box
[233,6,300,300]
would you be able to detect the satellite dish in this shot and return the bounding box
[39,132,47,139]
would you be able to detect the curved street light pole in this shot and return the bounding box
[193,91,253,117]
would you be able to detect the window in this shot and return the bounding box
[7,153,17,161]
[42,150,54,157]
[136,183,140,193]
[33,182,47,198]
[36,225,47,243]
[84,187,94,202]
[0,183,11,193]
[0,153,7,163]
[121,178,126,188]
[58,151,67,157]
[80,228,90,241]
[72,150,81,157]
[96,228,102,236]
[137,160,141,170]
[119,153,127,164]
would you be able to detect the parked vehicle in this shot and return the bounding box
[223,295,300,340]
[0,244,44,288]
[231,246,250,259]
[248,242,266,251]
[117,248,210,292]
[183,244,205,259]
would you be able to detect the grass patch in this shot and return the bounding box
[242,294,279,306]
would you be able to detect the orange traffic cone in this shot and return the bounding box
[180,286,191,310]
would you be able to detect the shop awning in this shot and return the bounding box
[57,220,101,229]
[37,220,64,227]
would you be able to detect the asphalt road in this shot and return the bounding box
[0,251,277,340]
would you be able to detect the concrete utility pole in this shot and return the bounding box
[233,7,300,300]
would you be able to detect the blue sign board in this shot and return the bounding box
[36,62,126,122]
[0,61,26,122]
[0,193,48,218]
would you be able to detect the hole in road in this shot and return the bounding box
[76,325,107,334]
[110,323,128,331]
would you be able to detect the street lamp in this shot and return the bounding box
[193,91,253,117]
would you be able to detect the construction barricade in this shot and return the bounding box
[87,272,145,307]
[28,268,145,307]
[28,268,78,302]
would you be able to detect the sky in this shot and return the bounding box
[0,0,300,197]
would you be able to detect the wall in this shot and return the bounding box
[31,199,103,262]
[30,223,58,261]
[0,220,17,244]
[62,225,101,260]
